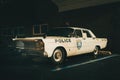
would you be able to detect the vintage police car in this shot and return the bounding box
[13,27,108,64]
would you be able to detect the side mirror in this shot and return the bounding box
[83,33,87,39]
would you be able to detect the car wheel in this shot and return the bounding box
[51,48,65,64]
[94,46,99,55]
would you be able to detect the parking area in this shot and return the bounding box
[0,50,120,80]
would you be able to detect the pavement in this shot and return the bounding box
[0,50,120,80]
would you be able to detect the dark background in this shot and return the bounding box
[0,0,120,53]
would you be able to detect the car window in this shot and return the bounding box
[83,30,92,38]
[74,30,82,37]
[47,28,74,37]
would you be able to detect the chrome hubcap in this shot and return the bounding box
[54,50,62,62]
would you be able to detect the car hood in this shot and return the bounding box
[13,36,69,41]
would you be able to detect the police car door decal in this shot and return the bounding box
[76,39,82,50]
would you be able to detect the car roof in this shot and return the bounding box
[55,27,89,31]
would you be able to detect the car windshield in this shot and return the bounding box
[47,28,74,37]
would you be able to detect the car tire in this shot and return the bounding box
[93,46,99,55]
[51,48,65,65]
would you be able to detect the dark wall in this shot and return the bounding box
[112,5,120,53]
[0,0,58,25]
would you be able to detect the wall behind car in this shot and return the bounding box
[0,0,58,25]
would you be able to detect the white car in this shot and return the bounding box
[13,27,108,64]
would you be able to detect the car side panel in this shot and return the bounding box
[43,38,78,57]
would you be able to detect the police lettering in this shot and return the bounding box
[55,39,71,43]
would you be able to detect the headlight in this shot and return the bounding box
[16,41,24,49]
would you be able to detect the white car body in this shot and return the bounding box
[13,27,108,64]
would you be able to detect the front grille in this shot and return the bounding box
[24,41,36,49]
[15,40,44,51]
[16,41,36,49]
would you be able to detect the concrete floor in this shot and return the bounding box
[0,50,120,80]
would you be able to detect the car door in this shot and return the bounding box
[74,29,87,55]
[81,30,96,53]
